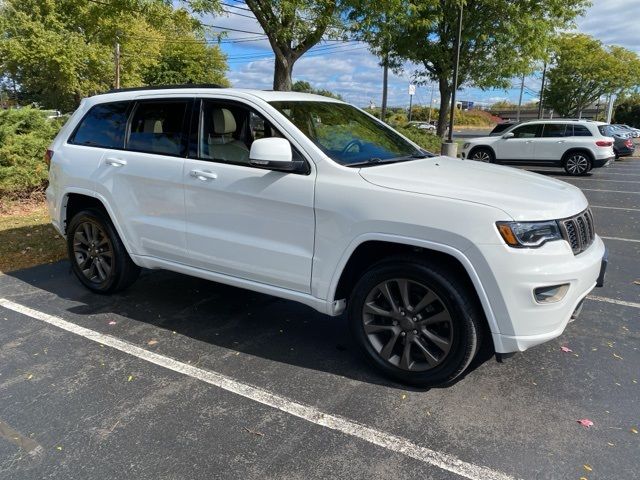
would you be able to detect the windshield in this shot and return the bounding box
[269,101,428,166]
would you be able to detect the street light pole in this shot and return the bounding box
[537,61,547,119]
[446,2,463,145]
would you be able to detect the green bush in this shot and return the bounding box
[0,107,64,199]
[395,125,442,153]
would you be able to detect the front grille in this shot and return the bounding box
[559,209,595,255]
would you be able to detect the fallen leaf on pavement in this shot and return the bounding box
[631,427,638,434]
[127,375,133,382]
[560,346,572,353]
[577,419,594,428]
[584,464,593,472]
[243,427,264,436]
[108,321,117,325]
[612,353,623,360]
[26,374,33,380]
[401,394,407,400]
[147,340,158,346]
[633,280,640,285]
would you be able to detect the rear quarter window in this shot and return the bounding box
[69,102,131,148]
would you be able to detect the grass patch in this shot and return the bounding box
[0,199,66,273]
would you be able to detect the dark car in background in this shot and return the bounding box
[612,124,640,138]
[599,124,635,158]
[489,121,519,135]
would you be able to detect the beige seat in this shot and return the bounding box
[208,108,250,163]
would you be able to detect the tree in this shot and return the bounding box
[0,0,229,110]
[613,93,640,128]
[354,0,589,136]
[544,34,640,117]
[292,80,343,99]
[244,0,343,91]
[347,0,405,121]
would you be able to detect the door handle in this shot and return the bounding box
[556,140,566,143]
[105,158,127,167]
[525,140,534,144]
[190,169,218,181]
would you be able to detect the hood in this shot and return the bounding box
[358,156,588,221]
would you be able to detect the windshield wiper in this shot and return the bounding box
[346,151,431,168]
[346,157,384,167]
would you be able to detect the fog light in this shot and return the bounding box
[534,284,569,304]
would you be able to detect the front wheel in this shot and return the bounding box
[563,152,591,176]
[469,147,494,163]
[348,257,483,387]
[67,208,140,294]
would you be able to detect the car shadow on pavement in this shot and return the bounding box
[4,261,493,391]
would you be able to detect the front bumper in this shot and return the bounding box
[478,236,606,353]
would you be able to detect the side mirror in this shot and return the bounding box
[502,132,515,139]
[249,137,303,172]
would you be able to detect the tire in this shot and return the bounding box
[469,147,494,163]
[348,256,483,387]
[67,208,140,294]
[563,152,592,176]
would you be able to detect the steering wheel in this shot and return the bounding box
[341,139,362,155]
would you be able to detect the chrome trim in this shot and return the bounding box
[558,208,595,255]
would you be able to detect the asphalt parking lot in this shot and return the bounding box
[1,156,639,480]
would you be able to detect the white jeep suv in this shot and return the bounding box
[461,120,615,175]
[46,87,607,386]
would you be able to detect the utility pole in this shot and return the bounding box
[427,83,435,124]
[114,40,121,89]
[516,73,525,122]
[408,84,415,122]
[537,61,547,119]
[606,94,615,124]
[445,2,463,148]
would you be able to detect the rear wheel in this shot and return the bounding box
[348,257,483,387]
[67,209,140,294]
[469,147,494,163]
[563,152,591,176]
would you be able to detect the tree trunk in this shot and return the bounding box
[381,56,388,122]
[436,79,451,138]
[273,53,294,91]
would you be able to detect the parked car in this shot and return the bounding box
[612,124,640,138]
[599,124,635,158]
[462,120,615,175]
[489,121,519,135]
[46,86,607,386]
[408,121,436,131]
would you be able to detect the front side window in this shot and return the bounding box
[541,123,567,138]
[510,124,540,138]
[269,101,426,166]
[127,100,189,156]
[70,102,130,148]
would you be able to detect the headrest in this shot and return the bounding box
[212,108,236,135]
[143,119,163,133]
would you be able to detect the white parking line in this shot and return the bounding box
[601,236,640,243]
[0,298,517,480]
[587,295,640,309]
[565,178,640,184]
[580,189,640,195]
[591,205,640,212]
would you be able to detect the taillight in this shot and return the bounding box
[44,149,53,169]
[595,140,613,147]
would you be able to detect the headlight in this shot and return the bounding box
[496,221,562,248]
[463,143,470,149]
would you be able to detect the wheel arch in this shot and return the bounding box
[562,147,595,163]
[61,190,135,255]
[328,234,499,341]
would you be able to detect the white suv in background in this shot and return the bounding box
[461,120,615,175]
[46,87,607,386]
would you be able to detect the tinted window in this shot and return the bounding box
[127,100,189,156]
[70,102,130,148]
[270,101,423,166]
[511,124,540,138]
[542,123,566,138]
[571,124,592,137]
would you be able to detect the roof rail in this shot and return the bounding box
[105,84,225,94]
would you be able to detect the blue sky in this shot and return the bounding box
[202,0,640,108]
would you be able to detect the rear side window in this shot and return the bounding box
[127,100,190,156]
[541,123,567,138]
[69,102,130,148]
[570,124,592,137]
